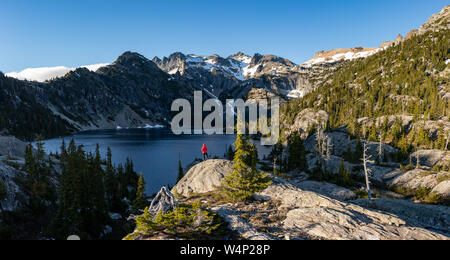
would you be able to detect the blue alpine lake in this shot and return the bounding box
[40,128,236,194]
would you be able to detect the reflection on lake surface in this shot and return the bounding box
[41,128,236,194]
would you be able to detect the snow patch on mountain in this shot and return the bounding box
[6,63,109,82]
[243,64,260,78]
[287,89,305,99]
[162,53,256,81]
[303,48,383,67]
[168,68,180,75]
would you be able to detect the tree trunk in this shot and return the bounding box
[363,143,372,201]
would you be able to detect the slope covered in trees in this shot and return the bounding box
[283,29,449,152]
[0,139,141,240]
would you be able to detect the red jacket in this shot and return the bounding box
[201,144,208,154]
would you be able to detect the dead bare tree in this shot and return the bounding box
[416,154,421,169]
[315,127,325,156]
[378,132,383,163]
[148,187,177,218]
[445,131,449,151]
[326,137,333,159]
[128,186,177,221]
[315,127,330,173]
[361,141,373,201]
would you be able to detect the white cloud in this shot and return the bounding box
[5,63,109,82]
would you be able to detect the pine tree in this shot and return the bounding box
[0,179,7,214]
[221,118,272,201]
[105,147,120,212]
[311,161,324,181]
[353,138,363,163]
[435,128,446,150]
[226,145,235,160]
[287,132,307,171]
[133,173,147,212]
[177,159,184,183]
[91,144,108,223]
[124,157,139,202]
[338,160,352,187]
[51,140,111,240]
[24,144,36,176]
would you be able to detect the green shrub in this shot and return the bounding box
[400,164,415,172]
[437,174,450,183]
[127,202,225,240]
[354,188,379,199]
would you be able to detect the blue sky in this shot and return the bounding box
[0,0,448,72]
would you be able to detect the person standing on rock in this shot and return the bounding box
[201,144,209,161]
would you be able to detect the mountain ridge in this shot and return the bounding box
[0,5,448,141]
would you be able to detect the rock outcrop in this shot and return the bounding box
[304,129,399,161]
[385,169,450,198]
[0,163,22,212]
[284,109,329,138]
[176,160,449,240]
[409,150,450,168]
[290,180,356,201]
[172,159,234,197]
[0,136,28,158]
[260,178,449,240]
[419,5,450,33]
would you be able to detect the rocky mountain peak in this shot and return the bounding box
[303,6,449,67]
[419,5,450,33]
[63,67,92,79]
[251,53,264,65]
[111,51,161,72]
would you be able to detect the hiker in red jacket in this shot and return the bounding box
[201,144,209,161]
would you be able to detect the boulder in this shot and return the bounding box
[409,150,449,168]
[172,159,234,197]
[386,169,450,197]
[0,136,28,158]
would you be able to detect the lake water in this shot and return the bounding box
[40,128,236,194]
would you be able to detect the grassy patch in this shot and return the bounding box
[353,188,379,199]
[399,164,415,172]
[437,174,450,183]
[420,171,434,176]
[392,186,446,205]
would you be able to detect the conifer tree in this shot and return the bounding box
[124,157,139,202]
[133,173,147,212]
[24,144,36,175]
[221,117,271,201]
[435,128,447,150]
[51,140,112,240]
[287,132,307,171]
[338,160,352,187]
[226,145,235,160]
[353,138,363,163]
[0,179,7,214]
[177,159,184,183]
[105,147,120,212]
